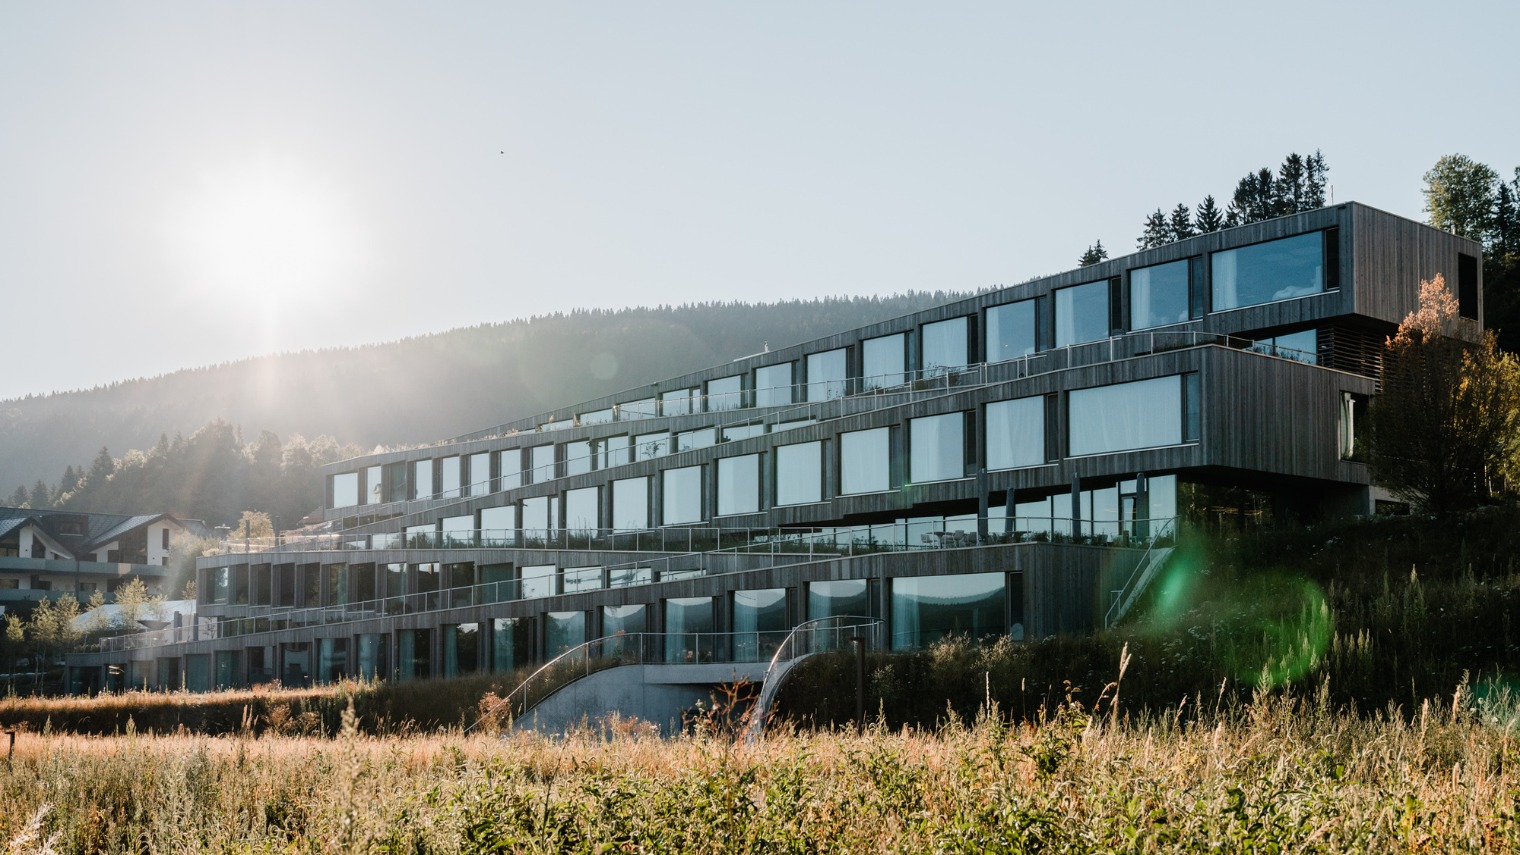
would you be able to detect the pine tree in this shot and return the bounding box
[28,480,50,510]
[1276,153,1307,215]
[1304,150,1328,208]
[1077,240,1109,267]
[1169,204,1195,240]
[1195,195,1225,233]
[9,486,28,507]
[1492,182,1518,259]
[1254,168,1279,220]
[1138,209,1171,249]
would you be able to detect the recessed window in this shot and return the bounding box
[775,442,823,505]
[1068,376,1186,456]
[754,363,794,407]
[1211,232,1325,311]
[612,477,649,530]
[986,301,1035,362]
[921,317,969,375]
[707,375,743,411]
[806,349,848,401]
[662,465,704,525]
[910,412,965,483]
[840,428,890,494]
[863,333,906,389]
[565,487,600,534]
[985,397,1044,471]
[331,472,359,508]
[1129,259,1192,330]
[717,455,761,516]
[1055,280,1109,347]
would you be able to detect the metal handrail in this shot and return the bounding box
[747,615,883,740]
[1103,516,1178,628]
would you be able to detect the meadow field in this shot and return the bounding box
[1,685,1518,854]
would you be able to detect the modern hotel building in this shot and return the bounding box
[68,203,1482,702]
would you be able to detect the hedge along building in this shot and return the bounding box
[68,203,1481,706]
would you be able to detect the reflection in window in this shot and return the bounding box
[609,566,653,587]
[717,454,760,516]
[498,450,522,490]
[664,597,714,663]
[1068,376,1183,456]
[986,301,1036,362]
[443,623,479,677]
[480,505,515,547]
[910,413,965,483]
[1212,232,1324,311]
[530,445,556,484]
[563,566,603,593]
[841,427,890,494]
[468,453,490,495]
[921,317,968,375]
[1055,280,1109,347]
[545,611,586,657]
[492,617,534,671]
[808,579,870,620]
[565,486,599,535]
[564,441,593,476]
[366,465,383,504]
[1250,329,1318,364]
[707,375,743,411]
[439,457,462,498]
[663,465,703,525]
[661,389,696,417]
[1340,391,1369,461]
[754,363,794,407]
[863,333,906,389]
[520,565,556,599]
[806,349,848,401]
[635,432,670,461]
[677,428,716,452]
[413,460,434,500]
[521,496,557,539]
[986,397,1044,471]
[732,589,788,661]
[1129,259,1191,330]
[441,515,474,548]
[763,441,817,505]
[890,572,1006,650]
[611,477,649,530]
[603,604,646,636]
[331,472,359,508]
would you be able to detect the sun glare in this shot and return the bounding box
[165,155,368,305]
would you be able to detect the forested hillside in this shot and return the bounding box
[0,294,961,513]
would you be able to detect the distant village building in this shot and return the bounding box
[68,204,1483,723]
[0,507,204,611]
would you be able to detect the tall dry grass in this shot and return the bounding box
[2,686,1518,853]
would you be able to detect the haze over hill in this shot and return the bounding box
[0,294,962,500]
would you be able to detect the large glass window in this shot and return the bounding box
[468,452,491,495]
[603,604,646,637]
[663,465,704,525]
[841,428,890,494]
[775,441,823,505]
[754,363,794,407]
[1068,376,1184,456]
[596,435,630,469]
[986,301,1036,362]
[521,496,557,540]
[806,349,848,401]
[1251,329,1319,364]
[910,413,965,483]
[863,333,906,389]
[611,477,649,531]
[1129,259,1191,330]
[331,472,358,508]
[661,388,696,417]
[732,589,788,661]
[717,454,761,516]
[563,566,603,593]
[413,460,434,500]
[439,457,462,498]
[480,505,515,547]
[365,465,383,504]
[1211,232,1325,311]
[545,611,586,657]
[1055,280,1109,347]
[564,441,593,476]
[520,565,556,599]
[808,579,871,620]
[385,462,409,503]
[530,445,556,484]
[921,317,969,375]
[441,515,474,548]
[634,431,670,461]
[986,397,1045,471]
[498,450,522,490]
[443,623,479,677]
[890,572,1006,650]
[492,617,534,672]
[707,375,743,411]
[664,597,714,663]
[565,486,600,535]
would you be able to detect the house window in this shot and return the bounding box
[909,412,966,483]
[1129,259,1192,330]
[985,396,1045,471]
[754,363,794,407]
[1054,280,1109,346]
[1340,392,1370,460]
[805,349,848,401]
[1211,231,1327,311]
[986,300,1036,362]
[1068,376,1188,456]
[706,375,743,411]
[717,455,761,516]
[862,333,906,389]
[921,317,969,375]
[775,442,823,506]
[840,428,890,495]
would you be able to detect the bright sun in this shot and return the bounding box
[166,155,367,303]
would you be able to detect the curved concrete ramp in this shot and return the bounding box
[514,661,769,736]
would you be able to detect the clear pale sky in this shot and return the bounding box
[2,2,1515,402]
